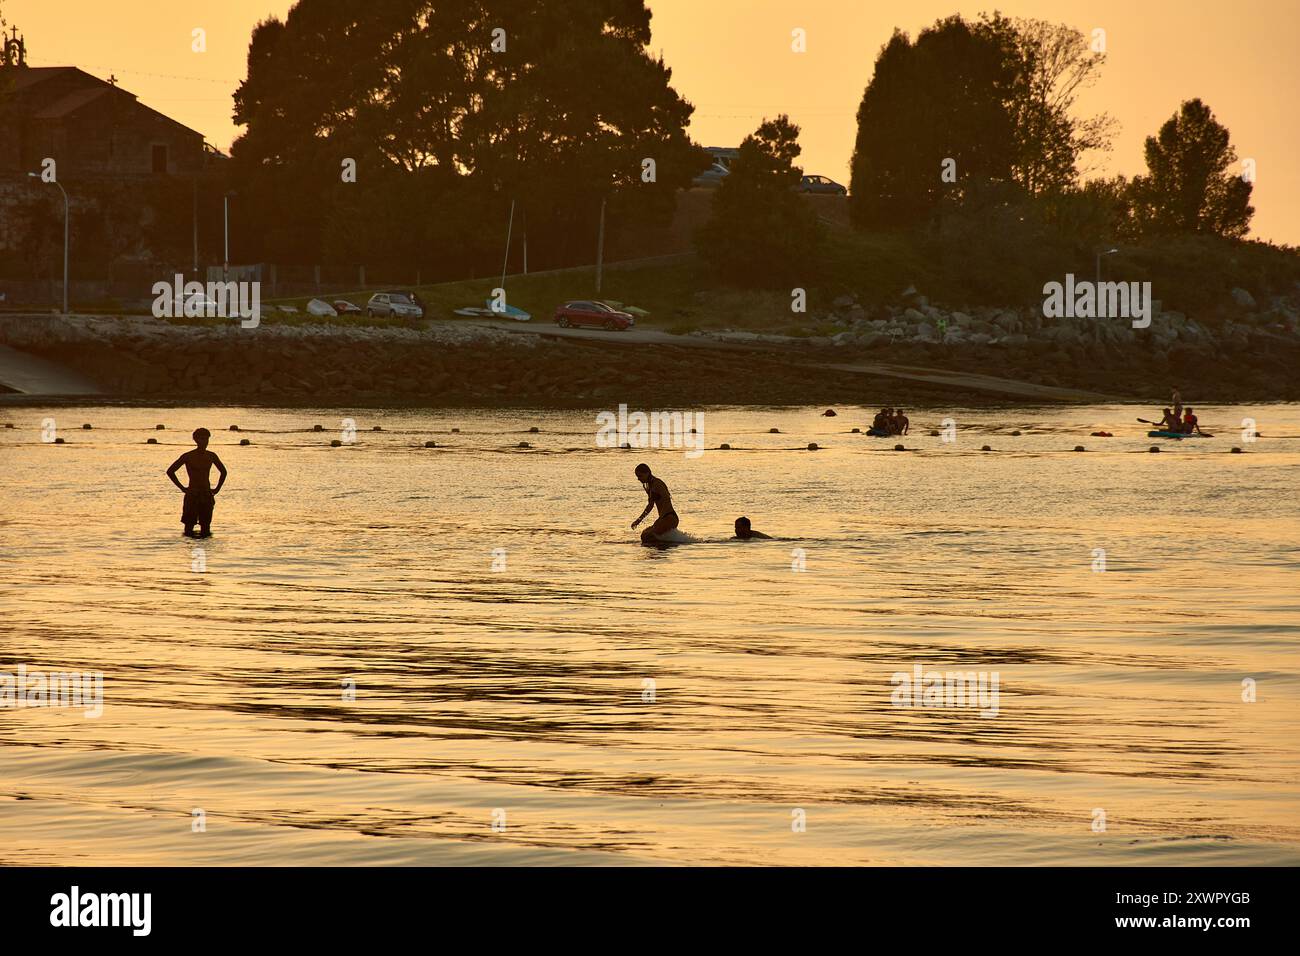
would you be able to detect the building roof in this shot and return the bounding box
[2,65,206,140]
[34,85,113,118]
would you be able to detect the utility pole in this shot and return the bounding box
[192,178,199,276]
[595,197,606,295]
[27,172,70,314]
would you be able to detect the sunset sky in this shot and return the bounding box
[8,0,1299,244]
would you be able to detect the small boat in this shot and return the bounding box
[1147,430,1210,439]
[486,300,531,322]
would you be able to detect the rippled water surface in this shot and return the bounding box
[2,403,1298,865]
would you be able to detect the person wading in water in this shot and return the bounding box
[166,428,227,537]
[630,463,678,544]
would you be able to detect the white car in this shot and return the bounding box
[366,292,423,319]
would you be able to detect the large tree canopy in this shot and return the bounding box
[848,16,1021,229]
[230,0,705,272]
[848,14,1113,229]
[1127,98,1253,239]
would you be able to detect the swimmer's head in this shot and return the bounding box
[735,516,751,537]
[193,427,210,448]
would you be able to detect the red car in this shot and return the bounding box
[554,300,634,331]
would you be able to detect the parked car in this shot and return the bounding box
[691,162,731,188]
[797,174,847,195]
[554,300,634,331]
[366,292,423,319]
[333,300,363,316]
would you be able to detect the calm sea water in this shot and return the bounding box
[2,403,1298,865]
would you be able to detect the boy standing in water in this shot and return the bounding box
[167,428,228,537]
[630,463,678,544]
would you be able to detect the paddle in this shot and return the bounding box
[1136,417,1160,425]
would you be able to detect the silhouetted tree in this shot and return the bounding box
[1127,99,1253,238]
[231,0,704,274]
[998,15,1114,195]
[849,16,1020,229]
[696,115,821,287]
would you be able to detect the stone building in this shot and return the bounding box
[1,27,225,298]
[1,29,208,179]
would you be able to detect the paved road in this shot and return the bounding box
[432,317,1115,402]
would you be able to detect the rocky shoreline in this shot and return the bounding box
[0,314,972,406]
[1,295,1297,405]
[687,285,1300,401]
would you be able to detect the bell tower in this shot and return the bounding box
[2,26,28,68]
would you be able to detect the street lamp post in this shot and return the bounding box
[28,172,69,314]
[223,192,234,282]
[1096,247,1119,286]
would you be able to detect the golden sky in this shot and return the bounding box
[9,0,1299,244]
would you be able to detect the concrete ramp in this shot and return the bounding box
[0,344,101,395]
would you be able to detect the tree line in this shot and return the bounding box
[704,13,1257,291]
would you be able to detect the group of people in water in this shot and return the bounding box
[870,407,910,436]
[1153,387,1205,435]
[630,462,768,544]
[167,392,1206,543]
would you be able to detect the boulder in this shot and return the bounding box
[1231,287,1257,309]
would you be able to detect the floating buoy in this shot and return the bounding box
[155,424,165,430]
[146,438,158,444]
[823,409,837,417]
[425,440,437,448]
[894,444,906,451]
[54,437,65,444]
[720,443,731,450]
[330,439,342,447]
[529,426,539,433]
[929,430,940,437]
[4,423,13,428]
[1011,430,1021,436]
[517,441,530,448]
[1090,431,1112,437]
[1073,445,1085,452]
[313,425,325,432]
[981,445,991,451]
[1231,447,1242,453]
[81,423,92,430]
[229,425,240,431]
[769,428,780,434]
[807,443,819,451]
[451,428,460,433]
[1148,446,1160,453]
[851,427,861,433]
[372,425,382,432]
[239,438,250,446]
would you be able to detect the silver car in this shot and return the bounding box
[366,292,423,319]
